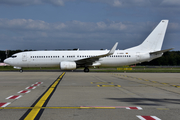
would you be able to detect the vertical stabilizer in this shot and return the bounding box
[126,20,169,52]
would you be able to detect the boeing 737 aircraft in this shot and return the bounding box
[4,20,173,72]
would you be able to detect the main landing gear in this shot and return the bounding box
[19,69,23,73]
[84,67,89,72]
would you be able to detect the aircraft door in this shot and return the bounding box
[22,53,27,62]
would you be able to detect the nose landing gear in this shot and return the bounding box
[13,66,23,73]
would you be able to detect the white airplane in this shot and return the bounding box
[4,20,173,72]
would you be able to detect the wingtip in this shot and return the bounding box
[114,42,118,47]
[161,20,169,23]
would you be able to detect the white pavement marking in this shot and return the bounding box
[25,86,36,89]
[18,90,31,93]
[126,107,143,110]
[36,82,43,84]
[151,116,162,120]
[6,95,22,99]
[0,102,11,107]
[137,115,161,120]
[137,116,146,120]
[31,84,40,86]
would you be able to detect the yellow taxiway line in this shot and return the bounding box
[24,72,65,120]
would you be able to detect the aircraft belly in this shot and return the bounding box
[28,61,59,67]
[100,58,127,66]
[100,57,137,67]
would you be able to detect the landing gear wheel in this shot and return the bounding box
[84,67,89,72]
[19,69,23,73]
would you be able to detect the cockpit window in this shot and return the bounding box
[11,55,17,58]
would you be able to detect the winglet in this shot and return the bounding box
[108,42,118,55]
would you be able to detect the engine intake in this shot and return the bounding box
[60,61,76,70]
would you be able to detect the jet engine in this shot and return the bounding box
[60,61,76,70]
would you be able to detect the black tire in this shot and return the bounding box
[19,69,23,73]
[84,67,89,72]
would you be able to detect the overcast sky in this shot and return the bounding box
[0,0,180,51]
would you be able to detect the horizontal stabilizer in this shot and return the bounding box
[150,48,174,55]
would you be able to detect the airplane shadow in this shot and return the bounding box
[106,98,180,106]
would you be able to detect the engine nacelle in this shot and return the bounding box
[60,61,76,70]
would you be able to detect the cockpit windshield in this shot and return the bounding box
[11,55,17,58]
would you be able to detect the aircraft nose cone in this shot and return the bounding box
[4,58,11,65]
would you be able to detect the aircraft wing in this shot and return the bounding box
[75,42,118,66]
[150,48,174,55]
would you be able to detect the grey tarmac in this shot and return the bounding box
[0,72,180,120]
